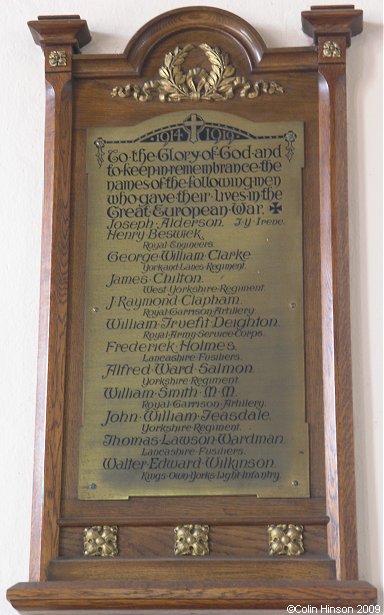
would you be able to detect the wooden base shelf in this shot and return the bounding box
[47,557,336,582]
[8,580,377,613]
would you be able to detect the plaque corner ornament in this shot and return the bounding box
[174,524,210,556]
[284,130,297,162]
[48,50,68,67]
[83,525,118,557]
[111,44,284,102]
[268,524,304,556]
[94,137,106,168]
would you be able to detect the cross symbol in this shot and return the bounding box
[183,114,205,143]
[270,202,282,214]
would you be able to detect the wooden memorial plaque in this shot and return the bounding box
[7,5,377,613]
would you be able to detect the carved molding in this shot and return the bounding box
[111,44,283,102]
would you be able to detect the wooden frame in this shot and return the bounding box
[7,6,377,612]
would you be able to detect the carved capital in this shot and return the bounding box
[28,15,91,54]
[301,6,363,47]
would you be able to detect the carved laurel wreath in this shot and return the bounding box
[111,44,284,102]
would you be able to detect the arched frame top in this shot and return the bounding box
[123,7,267,72]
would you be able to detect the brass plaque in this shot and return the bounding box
[79,111,309,499]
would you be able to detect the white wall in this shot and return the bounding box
[1,1,382,612]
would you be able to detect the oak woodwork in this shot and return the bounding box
[318,57,357,581]
[58,524,329,558]
[47,558,337,582]
[8,580,377,613]
[302,6,363,45]
[28,15,91,52]
[6,6,377,613]
[29,61,73,584]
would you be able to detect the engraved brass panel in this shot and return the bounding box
[78,111,309,499]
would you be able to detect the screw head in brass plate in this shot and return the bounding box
[268,524,304,556]
[174,524,209,556]
[48,50,67,67]
[83,525,118,557]
[322,41,341,58]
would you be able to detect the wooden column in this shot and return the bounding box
[302,5,363,580]
[27,16,91,581]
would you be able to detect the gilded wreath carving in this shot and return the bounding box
[111,44,284,102]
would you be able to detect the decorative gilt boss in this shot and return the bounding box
[174,525,210,556]
[111,44,284,101]
[83,526,118,557]
[48,50,67,67]
[322,40,342,58]
[268,524,304,556]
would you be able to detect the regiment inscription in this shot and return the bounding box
[79,110,309,499]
